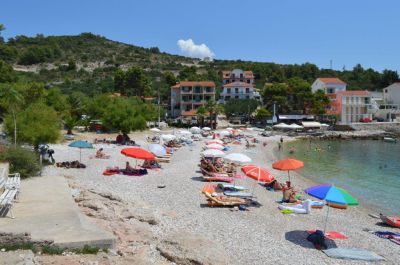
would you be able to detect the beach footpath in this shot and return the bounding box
[0,166,115,249]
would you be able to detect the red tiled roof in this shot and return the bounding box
[172,81,215,88]
[223,82,254,88]
[222,70,254,78]
[318,78,346,85]
[181,110,197,116]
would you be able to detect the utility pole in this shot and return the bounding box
[156,77,161,128]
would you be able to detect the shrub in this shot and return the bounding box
[41,245,64,255]
[0,146,41,178]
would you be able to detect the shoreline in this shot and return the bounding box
[35,129,400,264]
[265,136,383,217]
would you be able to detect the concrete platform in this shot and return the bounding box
[0,174,115,249]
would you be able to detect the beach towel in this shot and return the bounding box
[372,231,400,245]
[217,183,247,191]
[323,248,385,261]
[223,191,253,198]
[307,230,348,240]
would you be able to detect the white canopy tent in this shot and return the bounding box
[302,121,322,129]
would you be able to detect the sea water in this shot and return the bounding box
[282,139,400,216]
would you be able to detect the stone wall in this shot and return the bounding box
[350,122,400,133]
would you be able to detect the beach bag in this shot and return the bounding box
[307,230,327,250]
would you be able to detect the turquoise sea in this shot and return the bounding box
[282,139,400,216]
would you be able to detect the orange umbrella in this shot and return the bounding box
[272,158,304,181]
[121,147,155,160]
[242,165,275,183]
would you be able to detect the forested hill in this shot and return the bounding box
[0,32,399,95]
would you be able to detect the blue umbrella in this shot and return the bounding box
[305,184,358,233]
[149,144,166,157]
[68,140,93,162]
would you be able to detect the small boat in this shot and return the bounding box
[383,137,397,143]
[380,214,400,228]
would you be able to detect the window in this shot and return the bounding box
[227,88,231,94]
[240,79,243,82]
[235,96,239,99]
[247,80,250,84]
[245,88,250,93]
[385,89,388,93]
[240,73,243,78]
[235,88,239,93]
[327,88,335,94]
[246,96,250,99]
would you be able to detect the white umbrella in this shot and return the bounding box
[205,143,224,150]
[273,123,290,129]
[206,139,224,145]
[178,130,192,135]
[150,128,161,132]
[190,126,202,134]
[224,153,252,164]
[219,130,230,136]
[289,123,303,129]
[201,149,225,158]
[161,134,176,141]
[202,127,211,131]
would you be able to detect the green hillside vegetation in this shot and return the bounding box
[0,25,399,135]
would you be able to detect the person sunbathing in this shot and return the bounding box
[125,161,135,171]
[142,160,161,169]
[282,186,297,203]
[95,148,109,159]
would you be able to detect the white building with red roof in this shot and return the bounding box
[170,81,216,118]
[312,77,373,124]
[220,69,260,103]
[311,77,347,94]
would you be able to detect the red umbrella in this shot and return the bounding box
[121,147,155,160]
[242,165,275,183]
[272,158,304,182]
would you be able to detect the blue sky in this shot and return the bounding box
[1,0,400,72]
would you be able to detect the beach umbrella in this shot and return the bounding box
[161,134,176,141]
[241,165,274,183]
[224,153,252,164]
[150,128,161,133]
[202,127,211,131]
[178,129,192,135]
[219,130,230,137]
[121,147,155,160]
[205,143,224,150]
[206,139,224,145]
[68,140,93,162]
[190,126,201,134]
[304,184,358,233]
[272,158,304,182]
[201,149,225,158]
[148,144,167,157]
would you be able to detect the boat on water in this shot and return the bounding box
[383,137,397,143]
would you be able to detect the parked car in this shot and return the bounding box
[359,117,372,123]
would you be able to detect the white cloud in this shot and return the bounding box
[177,39,215,59]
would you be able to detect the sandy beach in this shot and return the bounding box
[41,130,400,265]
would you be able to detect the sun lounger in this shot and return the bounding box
[202,191,250,207]
[0,172,19,218]
[202,175,234,183]
[217,183,248,191]
[278,200,312,214]
[156,157,170,163]
[223,191,253,198]
[322,248,385,261]
[201,168,229,178]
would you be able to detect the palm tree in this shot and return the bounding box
[196,106,206,127]
[0,85,23,147]
[205,100,222,129]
